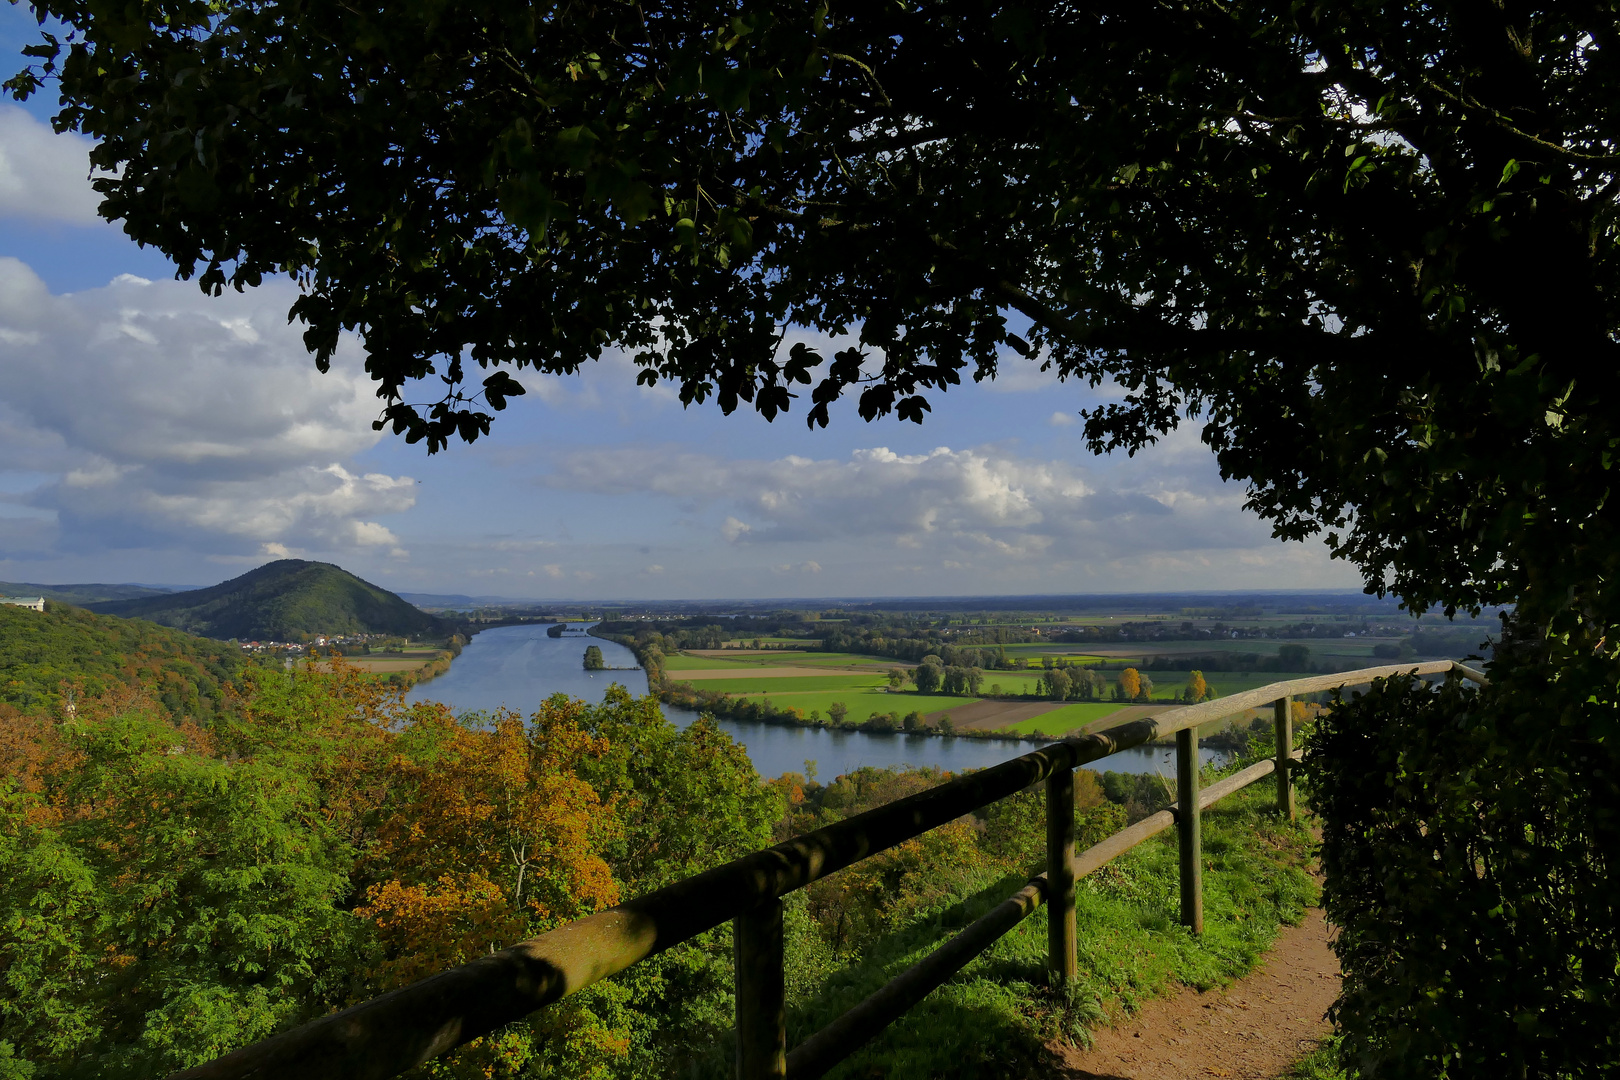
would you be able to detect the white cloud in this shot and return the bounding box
[0,258,414,558]
[538,440,1318,579]
[548,445,1093,545]
[1048,411,1077,427]
[0,107,104,225]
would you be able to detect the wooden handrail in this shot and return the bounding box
[171,660,1483,1080]
[781,750,1301,1079]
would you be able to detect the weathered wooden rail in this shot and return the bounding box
[172,660,1487,1080]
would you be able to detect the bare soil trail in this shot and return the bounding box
[1048,907,1339,1080]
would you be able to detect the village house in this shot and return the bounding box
[1,596,46,612]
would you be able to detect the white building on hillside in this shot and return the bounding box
[1,596,45,611]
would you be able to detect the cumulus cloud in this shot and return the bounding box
[540,441,1288,573]
[0,107,104,225]
[0,258,414,558]
[1048,411,1077,427]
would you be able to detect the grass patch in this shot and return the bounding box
[1281,1036,1345,1079]
[1007,702,1127,735]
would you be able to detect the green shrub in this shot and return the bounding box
[1306,670,1620,1077]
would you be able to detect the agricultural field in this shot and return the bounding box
[661,652,756,670]
[781,652,903,668]
[1196,671,1320,697]
[680,672,893,694]
[661,646,1396,736]
[974,672,1050,696]
[998,644,1111,660]
[664,650,890,670]
[1006,702,1129,736]
[735,689,981,722]
[313,658,428,674]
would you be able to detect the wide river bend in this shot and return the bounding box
[408,623,1228,781]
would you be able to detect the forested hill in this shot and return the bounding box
[0,602,243,717]
[85,559,449,641]
[0,581,176,605]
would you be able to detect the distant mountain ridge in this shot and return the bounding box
[0,581,181,606]
[398,592,556,608]
[86,560,450,641]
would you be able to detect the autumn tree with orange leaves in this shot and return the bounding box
[358,705,620,989]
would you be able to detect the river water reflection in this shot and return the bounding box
[410,623,1228,780]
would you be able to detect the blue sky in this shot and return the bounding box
[0,14,1362,600]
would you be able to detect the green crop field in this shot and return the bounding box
[679,673,892,694]
[731,688,979,720]
[1199,671,1319,697]
[974,673,1050,696]
[998,645,1111,661]
[661,653,754,670]
[664,650,890,669]
[1007,702,1128,736]
[784,652,901,667]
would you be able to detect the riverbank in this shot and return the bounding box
[596,628,1253,752]
[310,640,460,689]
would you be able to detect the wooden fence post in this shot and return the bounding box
[1274,695,1295,821]
[1175,727,1203,934]
[734,899,786,1079]
[1046,768,1077,984]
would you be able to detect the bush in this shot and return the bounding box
[1306,670,1620,1077]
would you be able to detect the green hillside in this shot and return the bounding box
[0,581,177,605]
[85,559,450,641]
[0,602,244,717]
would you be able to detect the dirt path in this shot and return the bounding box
[1051,907,1339,1080]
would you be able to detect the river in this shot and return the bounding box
[408,623,1229,781]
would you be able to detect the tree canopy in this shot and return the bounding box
[12,0,1620,626]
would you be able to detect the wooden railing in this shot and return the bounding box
[172,660,1488,1080]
